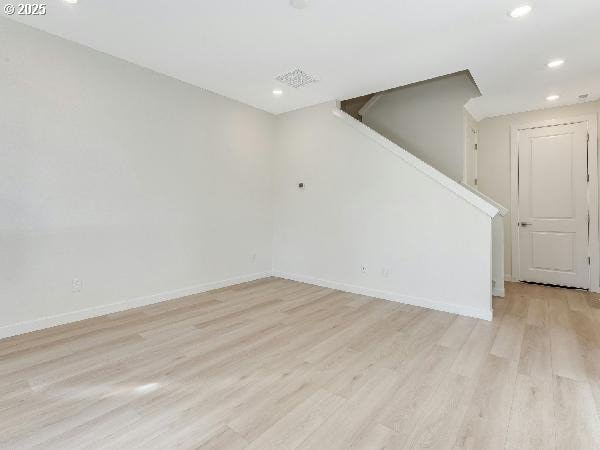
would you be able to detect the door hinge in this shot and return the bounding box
[474,143,478,150]
[588,256,591,265]
[474,178,478,186]
[587,174,590,182]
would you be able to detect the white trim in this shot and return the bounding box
[510,123,520,282]
[272,271,493,321]
[463,109,478,186]
[505,274,513,282]
[332,109,499,217]
[0,272,271,340]
[488,215,494,309]
[492,288,506,297]
[461,182,508,216]
[0,269,495,341]
[510,114,599,292]
[512,115,596,131]
[357,93,382,117]
[587,116,599,292]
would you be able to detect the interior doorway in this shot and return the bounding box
[464,118,479,189]
[511,115,599,291]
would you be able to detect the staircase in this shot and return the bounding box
[340,93,377,122]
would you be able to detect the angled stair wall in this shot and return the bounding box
[272,102,500,320]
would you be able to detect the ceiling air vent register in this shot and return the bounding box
[276,69,318,88]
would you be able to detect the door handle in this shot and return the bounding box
[519,221,532,227]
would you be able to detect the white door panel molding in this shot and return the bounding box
[511,115,599,291]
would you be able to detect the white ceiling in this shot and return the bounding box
[4,0,600,118]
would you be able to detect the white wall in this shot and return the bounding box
[0,19,275,335]
[272,102,493,319]
[478,100,600,277]
[492,215,505,296]
[459,182,506,297]
[362,72,481,181]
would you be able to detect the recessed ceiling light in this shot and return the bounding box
[63,0,78,4]
[509,5,532,18]
[290,0,310,9]
[272,89,283,96]
[547,59,565,68]
[546,95,560,101]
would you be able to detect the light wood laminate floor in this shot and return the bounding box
[1,278,600,449]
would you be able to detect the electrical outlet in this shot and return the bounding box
[361,266,367,274]
[72,278,82,293]
[382,267,391,278]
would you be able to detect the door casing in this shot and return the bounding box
[510,114,599,292]
[464,113,479,189]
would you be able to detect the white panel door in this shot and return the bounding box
[517,122,589,288]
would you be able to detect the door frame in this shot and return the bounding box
[463,111,478,188]
[510,114,599,292]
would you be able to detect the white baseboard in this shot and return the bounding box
[0,271,271,340]
[1,269,494,340]
[492,287,506,298]
[504,274,513,282]
[272,271,493,321]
